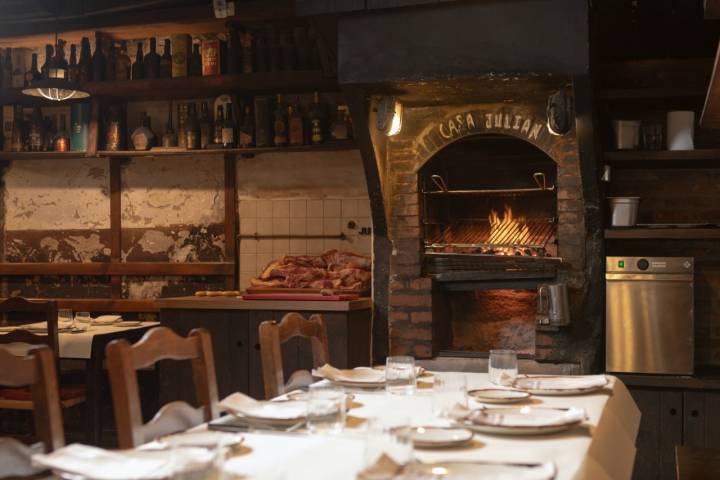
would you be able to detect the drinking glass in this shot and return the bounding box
[385,356,416,395]
[73,312,92,332]
[307,383,346,434]
[58,309,73,329]
[489,349,518,386]
[432,373,468,418]
[363,416,413,467]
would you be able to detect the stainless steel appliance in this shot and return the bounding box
[606,256,694,374]
[537,283,570,326]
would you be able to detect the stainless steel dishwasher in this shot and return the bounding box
[606,256,694,375]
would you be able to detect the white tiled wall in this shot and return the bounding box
[238,197,372,289]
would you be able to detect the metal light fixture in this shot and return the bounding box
[376,96,403,136]
[546,88,573,136]
[22,31,90,102]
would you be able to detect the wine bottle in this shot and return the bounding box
[25,53,42,86]
[213,104,224,146]
[199,101,211,149]
[161,103,178,147]
[131,112,156,150]
[105,41,116,82]
[54,114,70,152]
[238,104,254,148]
[115,41,131,81]
[132,42,144,80]
[288,98,305,146]
[159,39,172,78]
[10,106,24,152]
[91,31,106,81]
[189,43,202,76]
[273,94,288,147]
[28,107,44,152]
[41,45,53,79]
[144,38,160,79]
[78,38,91,83]
[309,91,325,144]
[67,46,78,83]
[222,105,236,148]
[185,102,200,150]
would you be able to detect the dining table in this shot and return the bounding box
[1,321,160,444]
[34,371,640,480]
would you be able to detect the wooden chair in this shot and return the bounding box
[259,312,330,399]
[0,346,64,452]
[0,297,85,410]
[106,326,219,449]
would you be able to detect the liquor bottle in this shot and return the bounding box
[131,112,156,150]
[25,53,42,86]
[171,34,191,77]
[105,105,123,150]
[11,48,26,88]
[185,102,200,149]
[43,116,54,151]
[238,104,254,148]
[222,105,236,148]
[226,27,239,74]
[309,91,325,144]
[132,42,144,80]
[78,37,91,83]
[288,98,304,146]
[55,40,68,70]
[53,114,70,152]
[189,43,202,76]
[161,105,178,147]
[213,104,224,145]
[199,101,211,149]
[273,94,288,147]
[67,46,78,83]
[330,105,350,141]
[41,44,53,79]
[105,41,116,82]
[70,103,90,151]
[177,102,188,149]
[10,106,24,152]
[2,48,13,88]
[253,96,271,147]
[280,30,296,71]
[144,38,160,79]
[91,31,106,81]
[159,39,172,78]
[240,29,253,73]
[28,107,44,152]
[115,41,131,81]
[201,38,221,76]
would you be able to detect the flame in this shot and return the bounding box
[488,205,530,253]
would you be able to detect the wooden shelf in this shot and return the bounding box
[0,262,235,276]
[52,299,159,313]
[0,71,338,104]
[598,87,707,100]
[605,228,720,240]
[0,151,88,161]
[604,149,720,167]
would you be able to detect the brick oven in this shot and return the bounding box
[375,80,602,371]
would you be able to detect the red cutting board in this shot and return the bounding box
[241,293,360,301]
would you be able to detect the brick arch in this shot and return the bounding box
[412,105,573,172]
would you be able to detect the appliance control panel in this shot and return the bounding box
[606,256,694,274]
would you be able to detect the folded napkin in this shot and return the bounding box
[0,320,73,333]
[470,407,586,428]
[515,375,608,390]
[314,364,386,383]
[219,392,307,420]
[94,315,122,325]
[0,438,44,478]
[32,443,213,480]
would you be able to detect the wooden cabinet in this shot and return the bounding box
[628,386,720,480]
[158,300,371,403]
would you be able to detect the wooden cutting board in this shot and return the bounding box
[245,287,369,296]
[241,293,360,301]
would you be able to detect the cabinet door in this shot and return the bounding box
[248,311,274,399]
[629,388,683,480]
[683,391,720,449]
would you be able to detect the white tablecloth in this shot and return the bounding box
[0,322,159,359]
[220,373,640,480]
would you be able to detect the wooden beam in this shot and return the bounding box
[0,262,235,276]
[109,157,123,299]
[224,154,238,291]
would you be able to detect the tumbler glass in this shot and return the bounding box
[307,383,346,434]
[488,349,518,386]
[385,356,417,395]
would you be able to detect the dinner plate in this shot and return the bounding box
[93,315,121,325]
[157,430,244,449]
[459,407,585,435]
[114,321,143,328]
[233,400,308,426]
[513,375,609,396]
[400,461,556,480]
[396,426,474,449]
[468,388,531,404]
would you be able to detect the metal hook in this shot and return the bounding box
[533,172,547,190]
[431,174,449,192]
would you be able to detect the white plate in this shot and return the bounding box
[158,430,244,449]
[114,321,143,328]
[459,407,585,435]
[397,426,473,449]
[93,315,121,325]
[513,375,609,396]
[233,400,308,426]
[400,461,556,480]
[468,388,531,404]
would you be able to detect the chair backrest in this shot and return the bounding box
[0,346,64,452]
[106,326,219,448]
[259,312,330,399]
[0,297,59,358]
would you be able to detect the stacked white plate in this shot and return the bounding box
[513,375,609,396]
[459,406,586,435]
[399,461,556,480]
[220,392,307,427]
[313,364,386,388]
[468,388,531,404]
